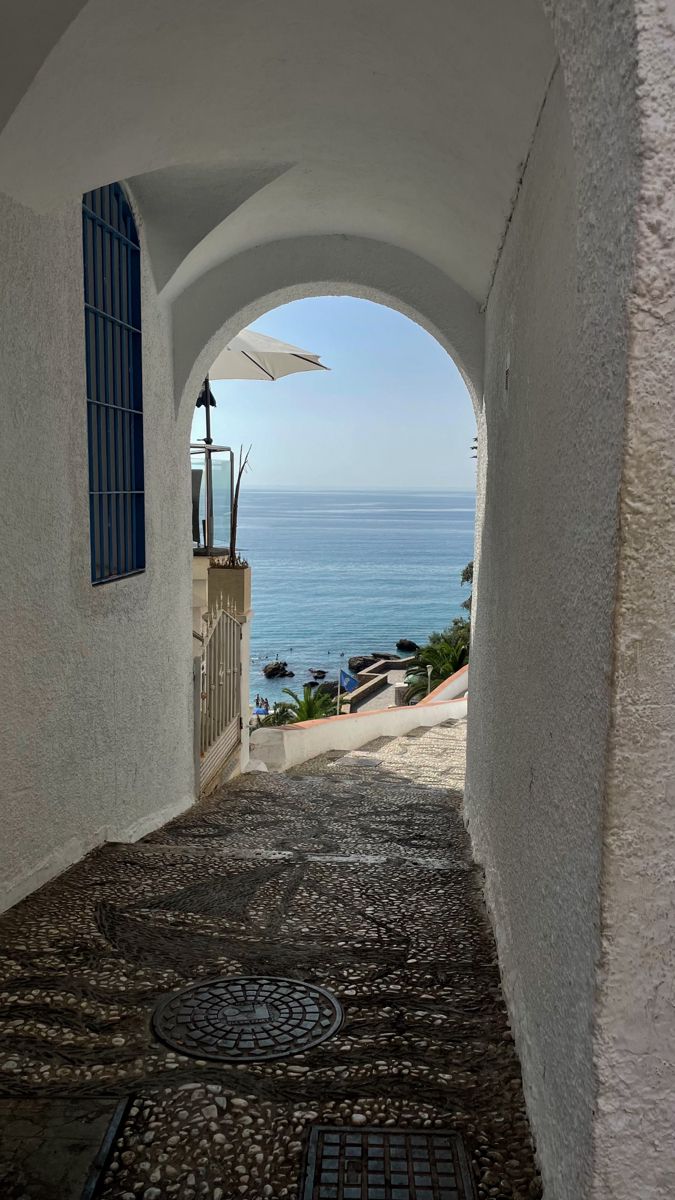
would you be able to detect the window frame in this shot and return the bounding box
[82,182,146,585]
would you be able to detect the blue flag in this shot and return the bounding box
[339,669,359,693]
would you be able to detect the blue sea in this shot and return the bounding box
[227,488,475,704]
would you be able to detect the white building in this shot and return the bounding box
[1,3,674,1197]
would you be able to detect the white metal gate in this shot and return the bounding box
[199,605,242,790]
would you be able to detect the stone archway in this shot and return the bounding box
[170,235,485,440]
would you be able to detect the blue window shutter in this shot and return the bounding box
[82,183,145,584]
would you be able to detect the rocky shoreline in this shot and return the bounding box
[261,642,420,693]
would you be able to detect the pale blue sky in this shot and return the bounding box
[191,296,476,490]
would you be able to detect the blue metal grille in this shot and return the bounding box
[82,183,145,584]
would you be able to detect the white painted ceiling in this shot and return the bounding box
[0,0,556,305]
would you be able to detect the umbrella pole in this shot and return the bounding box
[203,374,213,446]
[204,374,214,553]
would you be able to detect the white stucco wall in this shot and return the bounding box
[590,3,675,1194]
[2,3,673,1194]
[250,698,468,772]
[464,69,624,1200]
[0,190,195,913]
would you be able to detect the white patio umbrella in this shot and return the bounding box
[209,328,328,382]
[193,329,329,550]
[196,328,329,441]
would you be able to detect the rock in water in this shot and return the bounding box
[263,661,290,678]
[397,638,419,653]
[348,654,377,673]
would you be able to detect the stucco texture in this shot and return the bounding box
[2,2,675,1196]
[590,2,675,1194]
[465,68,625,1200]
[0,191,195,912]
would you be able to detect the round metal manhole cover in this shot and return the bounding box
[151,976,344,1062]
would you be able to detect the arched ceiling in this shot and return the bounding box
[0,0,556,309]
[171,235,487,417]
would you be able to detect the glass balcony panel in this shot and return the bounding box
[190,444,233,555]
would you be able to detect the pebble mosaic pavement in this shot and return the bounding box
[0,721,542,1200]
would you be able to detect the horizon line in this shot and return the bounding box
[240,484,477,493]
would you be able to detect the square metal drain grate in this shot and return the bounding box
[301,1126,477,1200]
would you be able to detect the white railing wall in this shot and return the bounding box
[199,604,242,790]
[250,694,468,773]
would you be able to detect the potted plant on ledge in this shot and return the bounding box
[208,444,252,616]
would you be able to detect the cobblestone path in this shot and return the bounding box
[0,721,542,1199]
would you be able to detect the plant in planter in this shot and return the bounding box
[210,444,251,570]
